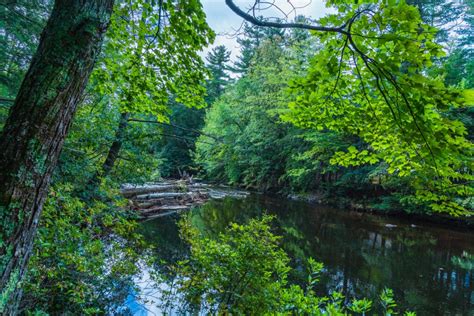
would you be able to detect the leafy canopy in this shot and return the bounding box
[92,0,215,121]
[282,0,473,215]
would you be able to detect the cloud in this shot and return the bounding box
[200,0,331,61]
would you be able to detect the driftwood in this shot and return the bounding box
[135,192,190,200]
[121,179,248,219]
[140,205,190,214]
[121,183,210,197]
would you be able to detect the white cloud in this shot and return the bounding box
[200,0,331,61]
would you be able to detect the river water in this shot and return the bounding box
[129,194,474,315]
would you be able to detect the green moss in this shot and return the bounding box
[0,269,19,313]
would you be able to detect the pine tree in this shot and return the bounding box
[206,45,231,103]
[232,22,285,74]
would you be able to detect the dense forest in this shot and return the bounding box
[0,0,472,314]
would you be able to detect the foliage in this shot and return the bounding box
[0,1,51,129]
[164,216,416,315]
[196,36,315,191]
[232,22,286,74]
[0,0,51,99]
[196,1,473,217]
[82,0,216,181]
[158,46,232,177]
[195,22,414,211]
[92,0,214,120]
[206,45,232,104]
[57,97,163,187]
[282,1,473,216]
[451,251,474,270]
[21,183,147,314]
[157,102,207,177]
[175,215,289,313]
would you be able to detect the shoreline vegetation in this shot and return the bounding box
[180,178,474,229]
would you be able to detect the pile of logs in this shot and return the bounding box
[121,180,248,220]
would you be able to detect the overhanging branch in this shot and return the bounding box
[225,0,348,35]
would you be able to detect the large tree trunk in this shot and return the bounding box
[0,1,114,314]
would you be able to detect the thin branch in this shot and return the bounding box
[141,132,216,146]
[329,36,349,97]
[128,118,221,141]
[350,49,380,124]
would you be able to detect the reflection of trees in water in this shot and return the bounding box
[140,195,474,315]
[264,196,472,314]
[282,209,474,315]
[139,215,189,277]
[188,197,263,236]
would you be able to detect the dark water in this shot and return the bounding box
[136,194,474,315]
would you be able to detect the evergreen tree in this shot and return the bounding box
[158,102,207,178]
[206,45,232,104]
[233,22,285,74]
[0,0,51,99]
[408,0,473,87]
[407,0,464,43]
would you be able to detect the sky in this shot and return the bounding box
[200,0,331,61]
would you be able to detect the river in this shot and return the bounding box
[127,194,474,315]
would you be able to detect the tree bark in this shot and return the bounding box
[88,112,129,187]
[101,112,130,176]
[0,1,114,314]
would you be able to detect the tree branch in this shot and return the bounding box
[0,97,15,103]
[225,0,348,35]
[128,118,221,141]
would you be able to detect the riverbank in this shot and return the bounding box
[286,191,474,230]
[207,181,473,230]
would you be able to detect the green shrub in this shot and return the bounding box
[21,184,147,314]
[164,216,415,315]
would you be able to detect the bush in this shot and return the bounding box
[21,184,148,315]
[164,216,415,315]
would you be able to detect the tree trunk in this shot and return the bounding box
[0,1,114,314]
[101,112,130,176]
[88,112,129,187]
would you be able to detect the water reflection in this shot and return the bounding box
[138,194,474,315]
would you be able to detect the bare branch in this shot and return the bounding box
[225,0,348,34]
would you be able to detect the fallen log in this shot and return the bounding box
[140,204,190,214]
[122,180,248,219]
[142,209,186,220]
[135,192,191,200]
[121,184,182,197]
[121,182,210,197]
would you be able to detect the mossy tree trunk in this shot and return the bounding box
[0,1,114,313]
